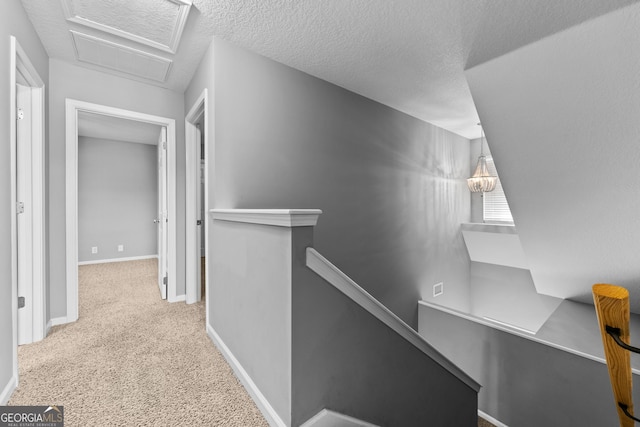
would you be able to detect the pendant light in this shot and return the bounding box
[467,123,497,193]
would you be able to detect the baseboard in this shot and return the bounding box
[301,409,379,427]
[0,374,17,405]
[51,316,69,326]
[206,324,286,427]
[78,255,158,265]
[45,319,52,337]
[478,410,508,427]
[170,294,186,303]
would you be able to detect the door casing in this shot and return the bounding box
[157,126,168,300]
[10,36,46,365]
[65,99,179,324]
[185,89,208,307]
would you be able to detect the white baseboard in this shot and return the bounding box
[45,319,52,337]
[78,255,158,265]
[51,316,69,326]
[206,324,286,427]
[479,410,508,427]
[301,409,379,427]
[170,294,186,303]
[0,374,17,405]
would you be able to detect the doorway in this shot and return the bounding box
[10,35,46,355]
[185,89,208,307]
[76,111,165,297]
[65,100,179,324]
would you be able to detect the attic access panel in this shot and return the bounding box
[70,31,173,82]
[61,0,192,53]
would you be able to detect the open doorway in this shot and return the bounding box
[185,89,208,307]
[65,100,179,324]
[76,111,163,276]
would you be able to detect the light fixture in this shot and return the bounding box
[467,123,497,193]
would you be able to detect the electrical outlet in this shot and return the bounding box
[91,246,98,254]
[433,282,444,297]
[117,244,124,252]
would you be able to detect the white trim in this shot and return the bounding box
[478,410,509,427]
[482,316,536,335]
[45,319,52,337]
[0,375,17,405]
[301,409,379,427]
[30,84,45,343]
[461,222,517,234]
[9,35,19,393]
[173,294,186,302]
[417,300,640,375]
[78,255,158,265]
[210,209,323,228]
[306,248,481,393]
[185,89,207,305]
[60,0,192,54]
[10,35,47,384]
[206,324,286,427]
[66,99,178,321]
[51,316,69,326]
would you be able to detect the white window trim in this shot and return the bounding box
[483,156,514,225]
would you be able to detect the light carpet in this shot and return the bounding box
[9,259,268,426]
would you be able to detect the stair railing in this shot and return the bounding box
[593,284,638,426]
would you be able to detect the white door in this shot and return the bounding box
[157,127,168,299]
[196,125,203,296]
[16,84,33,345]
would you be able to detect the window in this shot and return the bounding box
[483,156,514,224]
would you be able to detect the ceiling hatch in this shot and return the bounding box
[71,31,173,82]
[60,0,192,54]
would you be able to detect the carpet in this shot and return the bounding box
[478,416,498,427]
[9,259,268,426]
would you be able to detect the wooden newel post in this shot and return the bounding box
[593,283,635,427]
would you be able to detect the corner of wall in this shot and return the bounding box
[0,374,17,405]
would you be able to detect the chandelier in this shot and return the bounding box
[467,123,497,193]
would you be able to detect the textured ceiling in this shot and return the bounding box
[20,0,639,138]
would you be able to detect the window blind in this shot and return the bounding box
[483,156,514,224]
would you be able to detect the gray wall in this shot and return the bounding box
[418,303,639,426]
[293,248,478,426]
[48,59,186,318]
[185,37,472,328]
[469,138,484,224]
[0,0,50,401]
[209,215,478,426]
[210,219,293,424]
[78,137,157,262]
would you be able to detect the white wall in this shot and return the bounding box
[465,3,640,310]
[48,59,186,318]
[0,0,49,403]
[78,137,158,262]
[469,262,562,333]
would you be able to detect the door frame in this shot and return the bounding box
[65,99,178,323]
[9,34,46,374]
[185,89,208,306]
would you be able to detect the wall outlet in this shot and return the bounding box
[117,244,124,252]
[91,246,98,254]
[433,282,444,297]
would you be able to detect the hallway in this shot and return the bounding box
[9,259,267,426]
